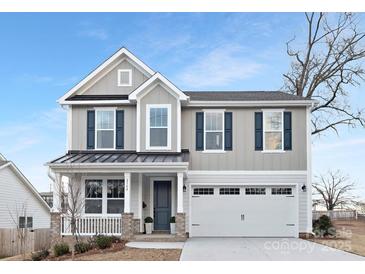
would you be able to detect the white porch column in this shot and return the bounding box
[177,172,184,213]
[124,172,131,213]
[52,173,62,212]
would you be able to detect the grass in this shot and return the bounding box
[309,219,365,257]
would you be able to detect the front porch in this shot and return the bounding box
[48,151,189,241]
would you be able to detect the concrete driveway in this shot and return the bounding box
[180,238,364,261]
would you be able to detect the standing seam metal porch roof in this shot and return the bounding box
[48,150,190,165]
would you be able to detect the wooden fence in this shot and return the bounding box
[0,228,51,257]
[312,210,358,220]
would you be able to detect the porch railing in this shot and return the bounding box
[61,215,122,236]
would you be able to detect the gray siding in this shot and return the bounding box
[139,83,179,152]
[78,59,149,96]
[71,105,136,150]
[181,107,307,171]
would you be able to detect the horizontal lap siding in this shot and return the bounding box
[0,167,50,229]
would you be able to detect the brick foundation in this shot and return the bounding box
[122,213,134,240]
[175,213,186,239]
[50,212,61,245]
[133,218,141,234]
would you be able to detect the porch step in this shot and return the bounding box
[133,233,186,242]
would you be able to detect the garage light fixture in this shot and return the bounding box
[183,184,187,192]
[301,184,307,192]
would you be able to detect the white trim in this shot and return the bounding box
[177,100,181,152]
[203,109,225,152]
[117,69,132,87]
[63,100,131,105]
[187,100,314,107]
[187,170,308,176]
[177,172,184,213]
[67,106,72,151]
[0,153,6,161]
[262,110,284,153]
[58,48,154,104]
[306,104,313,233]
[136,97,141,152]
[189,182,299,186]
[124,172,131,213]
[146,104,172,151]
[129,73,188,101]
[94,108,116,150]
[138,173,143,232]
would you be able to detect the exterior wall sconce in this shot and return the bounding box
[183,184,187,192]
[301,184,307,192]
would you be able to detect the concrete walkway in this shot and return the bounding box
[180,238,365,261]
[126,241,185,249]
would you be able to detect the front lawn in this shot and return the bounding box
[309,219,365,257]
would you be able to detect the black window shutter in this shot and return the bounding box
[196,112,204,151]
[87,110,95,149]
[116,110,124,149]
[224,112,233,151]
[255,112,263,151]
[284,111,292,150]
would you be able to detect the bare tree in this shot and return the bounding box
[313,170,357,210]
[8,203,29,260]
[283,12,365,136]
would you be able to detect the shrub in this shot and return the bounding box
[53,242,70,257]
[110,235,121,243]
[74,242,91,254]
[95,235,113,249]
[31,249,49,261]
[170,216,175,223]
[313,215,336,237]
[144,217,153,223]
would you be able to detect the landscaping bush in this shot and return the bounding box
[313,215,336,237]
[95,235,113,249]
[53,243,70,257]
[74,242,91,254]
[31,249,49,261]
[144,216,153,223]
[170,216,175,223]
[111,235,122,243]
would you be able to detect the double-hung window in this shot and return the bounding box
[85,180,103,214]
[263,111,283,151]
[107,180,125,214]
[96,110,115,149]
[147,104,171,149]
[204,111,224,151]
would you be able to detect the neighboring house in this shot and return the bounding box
[40,191,53,208]
[47,47,314,238]
[0,154,50,229]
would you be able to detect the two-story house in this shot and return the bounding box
[47,47,315,239]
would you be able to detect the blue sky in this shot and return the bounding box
[0,13,364,199]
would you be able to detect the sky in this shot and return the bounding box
[0,13,364,199]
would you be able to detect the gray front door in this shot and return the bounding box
[154,181,171,231]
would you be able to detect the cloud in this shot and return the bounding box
[176,44,263,89]
[79,28,108,40]
[313,138,365,152]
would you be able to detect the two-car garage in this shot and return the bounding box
[190,185,298,237]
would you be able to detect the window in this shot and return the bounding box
[18,216,33,228]
[193,188,214,195]
[117,69,132,86]
[96,110,115,149]
[147,105,170,149]
[245,188,266,195]
[205,111,224,151]
[107,180,125,214]
[263,111,283,151]
[85,180,103,214]
[219,188,240,195]
[272,187,292,195]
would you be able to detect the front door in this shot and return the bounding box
[154,181,171,231]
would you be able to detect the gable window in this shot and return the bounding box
[107,180,125,214]
[263,111,283,151]
[85,180,103,214]
[146,104,171,149]
[117,69,132,86]
[96,110,115,149]
[204,111,224,151]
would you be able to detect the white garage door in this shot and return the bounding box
[190,186,298,237]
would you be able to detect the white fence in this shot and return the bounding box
[61,215,122,236]
[312,210,358,220]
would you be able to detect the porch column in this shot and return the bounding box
[177,172,184,213]
[124,172,131,213]
[52,173,62,212]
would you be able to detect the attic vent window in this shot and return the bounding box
[117,69,132,86]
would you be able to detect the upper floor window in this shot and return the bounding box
[96,110,115,149]
[146,104,171,150]
[117,69,132,86]
[205,111,224,151]
[263,111,283,151]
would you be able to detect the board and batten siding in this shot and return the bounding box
[181,107,307,171]
[0,166,50,229]
[71,105,136,151]
[77,59,149,96]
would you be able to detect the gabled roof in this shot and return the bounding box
[129,72,189,101]
[0,154,50,211]
[58,47,155,104]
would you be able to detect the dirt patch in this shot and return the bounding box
[309,219,365,257]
